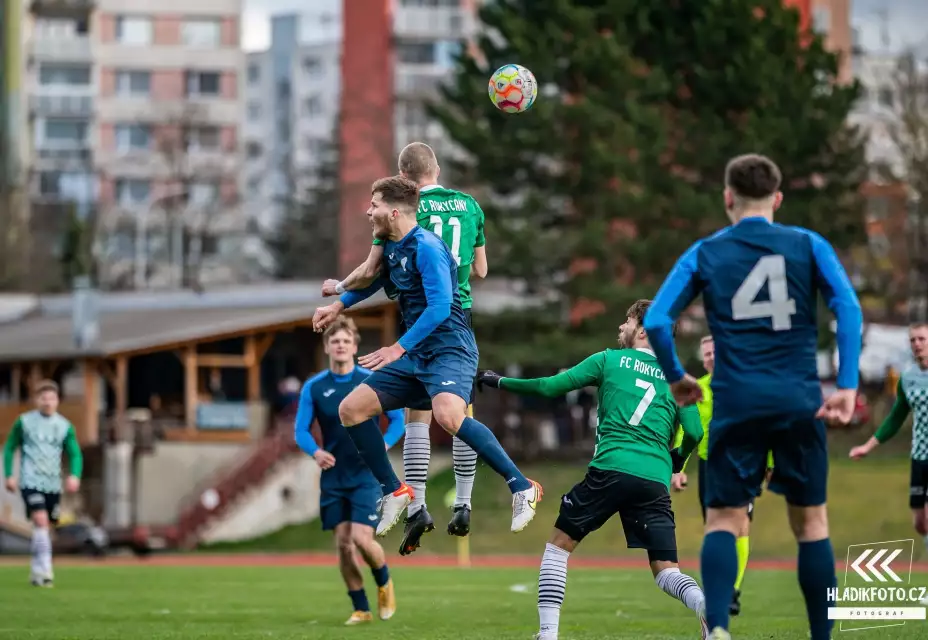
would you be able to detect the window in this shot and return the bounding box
[189,181,219,205]
[44,119,88,146]
[115,179,151,205]
[247,102,262,120]
[182,19,221,47]
[303,57,321,76]
[115,124,151,152]
[246,141,262,159]
[115,16,152,45]
[305,137,326,154]
[878,87,894,108]
[186,126,220,152]
[303,96,321,117]
[186,71,221,97]
[434,40,462,68]
[115,70,150,96]
[812,7,830,34]
[248,64,260,83]
[34,17,89,38]
[39,65,91,87]
[397,42,436,65]
[39,172,63,196]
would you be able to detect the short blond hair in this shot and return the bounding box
[323,317,361,345]
[398,142,438,183]
[35,379,59,396]
[700,335,714,344]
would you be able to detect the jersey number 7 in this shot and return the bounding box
[732,254,797,331]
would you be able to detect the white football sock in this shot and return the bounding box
[403,422,430,515]
[538,542,570,638]
[452,436,477,508]
[31,527,51,579]
[655,567,705,613]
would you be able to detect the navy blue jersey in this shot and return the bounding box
[340,226,476,360]
[644,217,862,424]
[293,367,405,490]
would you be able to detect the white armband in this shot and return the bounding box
[335,281,346,294]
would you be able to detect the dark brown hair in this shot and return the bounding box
[35,379,59,396]
[398,142,438,183]
[627,299,677,336]
[372,175,419,214]
[725,154,782,200]
[323,316,361,345]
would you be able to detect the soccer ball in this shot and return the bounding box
[488,64,537,114]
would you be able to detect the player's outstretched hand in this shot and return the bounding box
[321,279,340,297]
[65,475,80,493]
[849,437,878,460]
[313,450,336,470]
[358,344,405,372]
[816,388,856,427]
[312,302,343,333]
[4,477,16,493]
[671,473,688,492]
[670,374,702,406]
[476,370,502,391]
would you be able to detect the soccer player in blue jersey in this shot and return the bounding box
[294,316,406,625]
[643,154,863,640]
[312,175,542,536]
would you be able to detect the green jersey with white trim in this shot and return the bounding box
[3,411,83,493]
[875,364,928,460]
[373,185,485,309]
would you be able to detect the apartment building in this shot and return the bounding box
[243,0,481,274]
[24,0,246,290]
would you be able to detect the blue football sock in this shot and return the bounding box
[701,531,738,630]
[371,564,390,588]
[455,417,530,493]
[798,538,836,640]
[348,588,370,612]
[346,420,402,494]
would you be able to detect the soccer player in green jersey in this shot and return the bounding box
[672,335,772,616]
[3,380,83,587]
[851,323,928,562]
[323,142,487,554]
[477,300,709,640]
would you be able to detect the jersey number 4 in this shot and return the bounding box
[732,254,797,331]
[429,216,462,266]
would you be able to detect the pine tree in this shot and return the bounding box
[432,0,866,367]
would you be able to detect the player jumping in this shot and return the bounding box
[671,334,772,616]
[312,175,542,538]
[850,323,928,558]
[3,380,83,587]
[294,317,406,625]
[643,154,862,640]
[478,300,708,640]
[323,142,487,554]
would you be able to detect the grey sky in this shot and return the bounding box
[244,0,928,53]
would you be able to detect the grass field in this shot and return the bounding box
[206,456,925,560]
[1,561,926,639]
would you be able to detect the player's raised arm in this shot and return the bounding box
[324,244,385,296]
[382,409,406,450]
[807,231,863,391]
[851,377,910,459]
[643,243,705,383]
[479,352,606,397]
[396,242,454,353]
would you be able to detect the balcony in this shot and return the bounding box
[30,37,92,63]
[394,7,472,39]
[29,93,94,118]
[33,142,93,172]
[30,0,95,18]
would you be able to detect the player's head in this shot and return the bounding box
[700,335,715,374]
[369,175,420,239]
[910,323,928,367]
[723,154,783,222]
[34,379,59,416]
[398,142,440,186]
[619,299,657,349]
[323,317,360,367]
